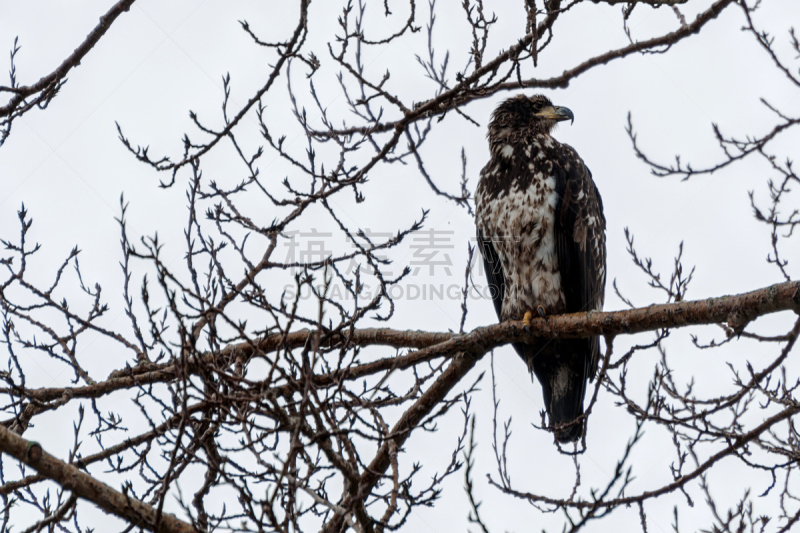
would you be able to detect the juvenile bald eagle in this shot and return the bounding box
[475,94,606,443]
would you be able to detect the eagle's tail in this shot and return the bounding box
[520,340,590,443]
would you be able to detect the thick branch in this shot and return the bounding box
[7,280,795,530]
[320,279,800,531]
[0,425,196,533]
[322,350,480,533]
[175,278,800,365]
[5,280,799,409]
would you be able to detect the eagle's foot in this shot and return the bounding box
[536,304,547,318]
[522,310,534,334]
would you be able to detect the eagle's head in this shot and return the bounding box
[487,94,574,150]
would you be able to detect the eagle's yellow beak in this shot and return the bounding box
[535,105,574,124]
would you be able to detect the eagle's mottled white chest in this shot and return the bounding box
[475,139,566,321]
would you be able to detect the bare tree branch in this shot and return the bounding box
[0,0,137,146]
[0,425,196,533]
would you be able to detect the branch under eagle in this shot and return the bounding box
[5,281,799,533]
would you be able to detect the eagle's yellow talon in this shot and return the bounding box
[522,310,534,334]
[537,304,547,318]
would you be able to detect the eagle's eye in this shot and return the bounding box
[532,100,543,112]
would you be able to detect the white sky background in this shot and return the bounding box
[1,0,800,531]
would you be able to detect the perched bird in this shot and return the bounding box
[475,94,606,443]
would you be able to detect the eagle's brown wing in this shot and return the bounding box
[553,146,606,380]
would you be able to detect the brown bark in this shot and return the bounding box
[319,280,800,532]
[0,425,197,532]
[3,281,797,531]
[5,280,799,408]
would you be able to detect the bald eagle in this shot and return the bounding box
[475,94,606,443]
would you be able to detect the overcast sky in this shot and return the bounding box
[2,1,800,531]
